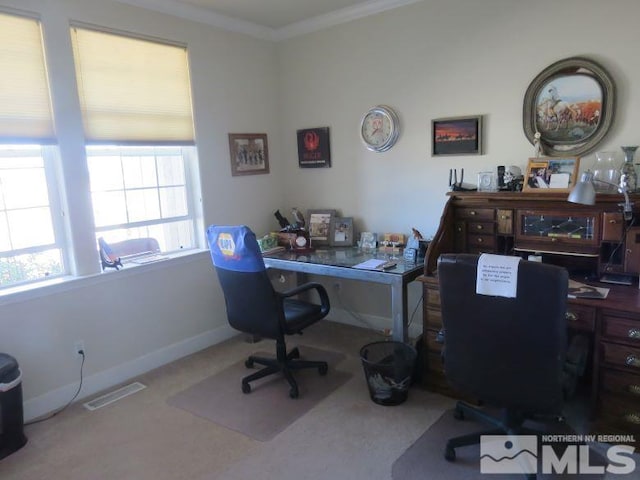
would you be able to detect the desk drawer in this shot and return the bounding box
[424,328,444,352]
[468,222,495,235]
[425,306,443,330]
[425,286,441,308]
[601,341,640,371]
[566,304,596,332]
[600,368,640,398]
[602,316,640,345]
[597,393,640,434]
[467,234,496,249]
[457,208,494,220]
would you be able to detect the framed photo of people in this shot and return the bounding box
[524,157,580,192]
[228,133,269,176]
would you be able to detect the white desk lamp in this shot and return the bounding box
[568,171,633,221]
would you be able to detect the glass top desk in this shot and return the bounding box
[263,246,423,343]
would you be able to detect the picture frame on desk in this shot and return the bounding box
[523,156,580,192]
[306,209,336,246]
[330,217,354,247]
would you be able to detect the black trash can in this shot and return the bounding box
[0,353,27,460]
[360,341,417,406]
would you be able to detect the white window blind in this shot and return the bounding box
[70,26,195,145]
[0,12,55,143]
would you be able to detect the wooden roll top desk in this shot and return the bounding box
[419,191,640,441]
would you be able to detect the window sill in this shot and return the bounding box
[0,248,210,307]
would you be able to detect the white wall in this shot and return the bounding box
[4,0,640,419]
[0,0,283,419]
[276,0,640,322]
[278,0,640,238]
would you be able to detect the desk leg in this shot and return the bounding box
[391,277,409,343]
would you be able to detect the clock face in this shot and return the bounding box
[360,105,399,152]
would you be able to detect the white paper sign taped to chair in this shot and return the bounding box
[476,253,521,298]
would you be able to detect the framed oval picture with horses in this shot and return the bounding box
[523,57,615,157]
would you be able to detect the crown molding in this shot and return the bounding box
[273,0,423,41]
[114,0,423,41]
[114,0,275,40]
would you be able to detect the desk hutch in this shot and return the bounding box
[419,191,640,442]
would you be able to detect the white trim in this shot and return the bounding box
[113,0,275,41]
[274,0,424,41]
[24,323,238,421]
[113,0,423,41]
[0,248,209,307]
[328,307,423,340]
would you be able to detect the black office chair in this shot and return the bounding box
[437,254,568,469]
[206,225,330,398]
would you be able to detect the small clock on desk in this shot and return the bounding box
[360,105,400,152]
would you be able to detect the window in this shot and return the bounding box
[0,12,63,288]
[87,145,195,252]
[71,25,199,260]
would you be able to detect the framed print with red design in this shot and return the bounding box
[297,127,331,168]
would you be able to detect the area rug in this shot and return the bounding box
[392,408,608,480]
[167,346,351,441]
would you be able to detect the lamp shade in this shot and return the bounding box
[568,171,596,206]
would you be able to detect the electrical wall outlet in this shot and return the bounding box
[74,340,85,356]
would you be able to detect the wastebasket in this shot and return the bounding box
[0,353,27,460]
[360,341,417,406]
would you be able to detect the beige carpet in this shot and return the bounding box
[392,408,611,480]
[0,321,456,480]
[167,346,351,441]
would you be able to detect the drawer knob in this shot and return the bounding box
[622,413,640,425]
[476,225,483,230]
[629,384,640,395]
[628,328,640,339]
[470,211,477,216]
[565,312,578,322]
[477,238,483,243]
[609,219,618,224]
[551,237,558,242]
[625,354,640,368]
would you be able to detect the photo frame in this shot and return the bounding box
[306,209,336,246]
[523,157,580,192]
[432,115,483,156]
[228,133,269,176]
[523,56,615,157]
[297,127,331,168]
[330,217,354,247]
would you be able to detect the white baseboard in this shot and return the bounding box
[23,324,237,421]
[328,307,423,340]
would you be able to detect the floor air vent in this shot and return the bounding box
[83,382,146,411]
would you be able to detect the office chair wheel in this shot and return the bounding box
[245,358,254,368]
[289,386,299,399]
[242,382,251,394]
[318,364,328,375]
[444,446,456,462]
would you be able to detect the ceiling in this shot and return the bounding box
[116,0,423,40]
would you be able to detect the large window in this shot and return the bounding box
[0,12,63,288]
[71,25,199,260]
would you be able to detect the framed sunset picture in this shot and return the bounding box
[432,115,483,156]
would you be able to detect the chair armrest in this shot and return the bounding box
[278,282,330,315]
